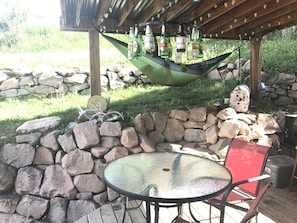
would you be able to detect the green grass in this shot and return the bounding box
[0,78,285,146]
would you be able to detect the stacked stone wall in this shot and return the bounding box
[1,61,297,110]
[0,64,151,98]
[0,106,286,222]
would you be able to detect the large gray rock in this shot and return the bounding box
[0,162,17,194]
[0,213,40,223]
[100,121,122,137]
[151,112,168,132]
[0,77,20,91]
[184,129,206,142]
[169,109,189,121]
[15,132,42,146]
[100,136,121,148]
[67,200,96,223]
[141,113,155,132]
[33,146,54,165]
[1,143,35,168]
[47,197,67,223]
[104,147,129,162]
[120,127,138,148]
[216,107,237,120]
[0,195,21,214]
[189,107,207,122]
[163,118,185,142]
[73,121,100,149]
[257,113,281,134]
[40,130,61,151]
[73,174,106,193]
[15,167,43,195]
[61,149,94,176]
[16,116,61,134]
[38,71,63,88]
[16,195,49,220]
[58,130,77,153]
[138,134,156,152]
[218,119,241,138]
[40,165,76,199]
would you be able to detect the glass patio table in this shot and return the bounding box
[103,152,232,223]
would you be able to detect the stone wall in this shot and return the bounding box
[1,61,297,110]
[261,73,297,108]
[0,64,151,98]
[0,106,285,223]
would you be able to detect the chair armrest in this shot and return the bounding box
[220,174,271,201]
[232,174,270,188]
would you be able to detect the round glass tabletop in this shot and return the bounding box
[103,152,232,203]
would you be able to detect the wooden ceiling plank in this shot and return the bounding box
[117,0,136,26]
[217,8,297,40]
[161,0,197,22]
[247,10,297,37]
[218,0,297,34]
[219,1,297,39]
[204,0,266,32]
[75,0,83,26]
[136,0,165,23]
[96,0,112,26]
[178,0,221,24]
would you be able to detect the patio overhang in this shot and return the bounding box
[59,0,297,99]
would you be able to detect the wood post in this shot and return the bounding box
[89,28,101,96]
[250,37,263,100]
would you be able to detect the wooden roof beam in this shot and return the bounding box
[247,10,297,37]
[96,0,112,26]
[136,0,165,23]
[161,0,196,22]
[75,0,83,26]
[183,0,246,27]
[214,0,297,35]
[117,0,136,26]
[204,0,264,32]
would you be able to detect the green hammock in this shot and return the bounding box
[101,33,232,86]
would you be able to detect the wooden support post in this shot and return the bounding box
[89,28,101,96]
[250,37,262,100]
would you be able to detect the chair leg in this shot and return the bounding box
[209,205,212,223]
[219,206,226,223]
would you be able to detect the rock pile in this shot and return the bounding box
[0,106,284,222]
[0,64,151,98]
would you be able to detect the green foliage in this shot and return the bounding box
[0,0,28,48]
[262,40,297,75]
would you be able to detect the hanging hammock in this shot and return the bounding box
[101,33,232,86]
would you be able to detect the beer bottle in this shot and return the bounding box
[192,22,199,59]
[132,24,142,58]
[167,37,173,60]
[176,23,186,52]
[159,21,169,58]
[128,26,134,60]
[186,26,193,61]
[198,29,204,59]
[144,23,155,54]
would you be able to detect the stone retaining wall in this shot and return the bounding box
[0,64,151,98]
[0,106,286,222]
[2,61,297,109]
